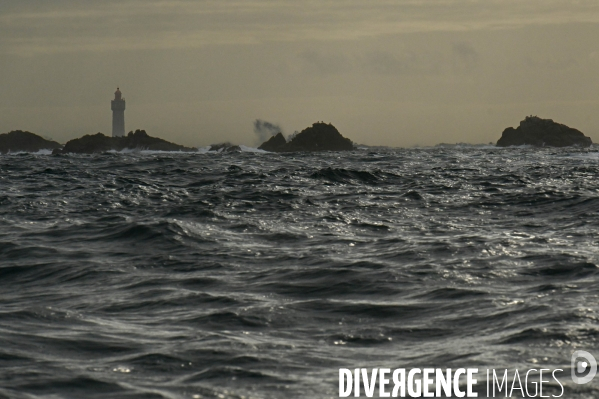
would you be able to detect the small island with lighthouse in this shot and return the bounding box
[53,88,198,154]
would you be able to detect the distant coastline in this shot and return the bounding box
[0,116,594,154]
[0,122,356,154]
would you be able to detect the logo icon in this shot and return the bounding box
[571,350,597,384]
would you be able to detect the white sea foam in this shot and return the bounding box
[0,149,54,155]
[239,145,267,153]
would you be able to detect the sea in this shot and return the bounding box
[1,145,599,399]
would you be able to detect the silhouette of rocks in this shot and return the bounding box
[209,143,241,152]
[258,132,287,152]
[258,122,353,152]
[55,130,197,154]
[497,116,592,147]
[0,130,62,154]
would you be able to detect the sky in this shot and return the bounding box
[1,0,599,147]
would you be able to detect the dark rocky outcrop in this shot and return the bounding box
[258,122,353,152]
[209,143,241,152]
[497,116,592,147]
[0,130,62,154]
[258,133,287,152]
[55,130,197,154]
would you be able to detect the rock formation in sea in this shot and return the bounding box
[208,143,241,152]
[496,116,592,147]
[258,133,287,152]
[258,122,354,152]
[0,130,62,154]
[55,130,197,154]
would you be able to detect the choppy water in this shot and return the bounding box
[1,146,599,399]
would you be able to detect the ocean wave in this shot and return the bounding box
[1,146,599,398]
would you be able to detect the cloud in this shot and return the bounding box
[299,50,350,75]
[452,42,478,62]
[361,49,442,75]
[451,42,479,71]
[2,0,599,55]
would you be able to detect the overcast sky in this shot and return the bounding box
[2,0,599,147]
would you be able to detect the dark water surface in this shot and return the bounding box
[1,146,599,398]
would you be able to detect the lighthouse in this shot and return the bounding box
[111,87,126,137]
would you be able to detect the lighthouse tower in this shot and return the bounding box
[111,87,126,137]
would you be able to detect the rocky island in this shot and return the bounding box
[497,116,592,147]
[259,122,354,152]
[54,130,197,154]
[0,130,62,154]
